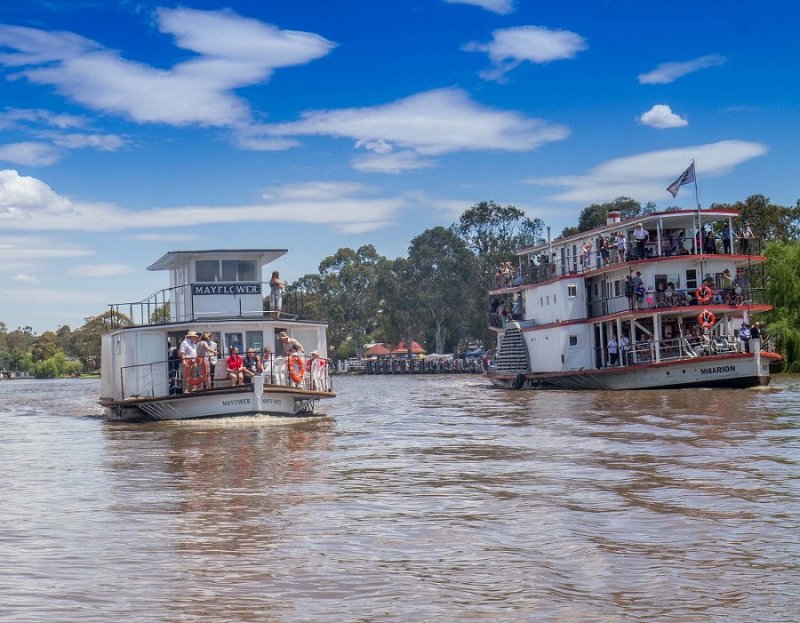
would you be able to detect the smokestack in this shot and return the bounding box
[607,210,621,225]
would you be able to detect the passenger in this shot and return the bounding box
[720,268,734,304]
[704,229,717,254]
[624,276,634,310]
[198,332,218,389]
[738,221,755,254]
[608,232,619,263]
[607,335,618,366]
[242,348,263,384]
[598,235,609,265]
[619,333,630,365]
[721,224,733,254]
[739,323,752,353]
[226,347,244,386]
[277,331,304,355]
[178,330,201,391]
[631,271,644,310]
[617,232,627,262]
[645,285,655,308]
[632,223,648,259]
[270,270,286,319]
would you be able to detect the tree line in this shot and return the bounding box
[2,194,800,377]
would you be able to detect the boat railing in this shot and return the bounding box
[492,236,765,292]
[120,354,331,400]
[616,334,740,367]
[589,287,765,318]
[108,282,307,328]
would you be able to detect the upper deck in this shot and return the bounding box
[108,249,291,329]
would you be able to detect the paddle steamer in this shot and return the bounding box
[487,209,780,390]
[100,250,335,420]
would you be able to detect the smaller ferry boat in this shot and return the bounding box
[100,249,335,421]
[487,208,781,390]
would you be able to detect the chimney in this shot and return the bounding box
[607,210,621,225]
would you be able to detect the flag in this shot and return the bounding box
[667,162,696,197]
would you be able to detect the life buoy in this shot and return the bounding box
[698,309,716,330]
[288,354,305,383]
[695,285,713,304]
[185,356,207,387]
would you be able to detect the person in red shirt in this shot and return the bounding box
[226,347,244,386]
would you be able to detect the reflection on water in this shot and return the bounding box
[0,376,798,622]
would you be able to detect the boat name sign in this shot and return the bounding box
[192,283,262,295]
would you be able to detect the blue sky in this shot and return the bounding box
[1,0,798,332]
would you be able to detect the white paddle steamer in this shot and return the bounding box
[100,250,335,421]
[488,209,781,390]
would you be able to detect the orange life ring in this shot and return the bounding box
[185,356,207,387]
[288,354,305,383]
[698,309,716,330]
[695,285,713,304]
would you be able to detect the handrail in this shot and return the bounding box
[119,354,332,399]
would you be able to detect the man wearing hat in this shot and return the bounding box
[277,331,304,355]
[178,330,201,391]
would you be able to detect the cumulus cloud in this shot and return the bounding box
[263,88,569,169]
[638,54,726,84]
[443,0,515,14]
[464,26,587,81]
[525,140,768,203]
[638,104,688,129]
[0,9,335,127]
[0,170,408,233]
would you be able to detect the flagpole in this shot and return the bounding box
[692,159,701,210]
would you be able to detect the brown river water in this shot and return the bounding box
[1,375,798,622]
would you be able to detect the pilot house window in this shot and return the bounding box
[196,260,257,282]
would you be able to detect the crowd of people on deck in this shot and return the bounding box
[493,222,759,290]
[170,329,328,393]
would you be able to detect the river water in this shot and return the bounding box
[1,375,798,622]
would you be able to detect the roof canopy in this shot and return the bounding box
[364,343,391,357]
[148,249,288,271]
[391,340,426,354]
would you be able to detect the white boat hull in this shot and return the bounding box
[102,376,334,422]
[488,351,778,391]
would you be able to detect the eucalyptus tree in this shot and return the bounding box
[762,240,800,370]
[405,227,482,354]
[710,194,800,243]
[452,200,544,285]
[315,245,386,359]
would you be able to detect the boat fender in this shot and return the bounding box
[695,285,714,304]
[185,357,207,387]
[288,354,305,383]
[698,309,716,330]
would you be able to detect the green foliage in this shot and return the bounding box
[762,240,800,370]
[149,302,171,324]
[452,200,544,281]
[31,352,83,378]
[710,194,800,243]
[577,197,641,232]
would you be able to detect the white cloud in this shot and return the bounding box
[525,140,768,203]
[264,88,569,166]
[0,9,335,128]
[0,108,88,131]
[464,26,587,81]
[0,141,62,166]
[0,171,408,233]
[443,0,515,14]
[638,54,726,85]
[11,273,40,285]
[638,104,688,129]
